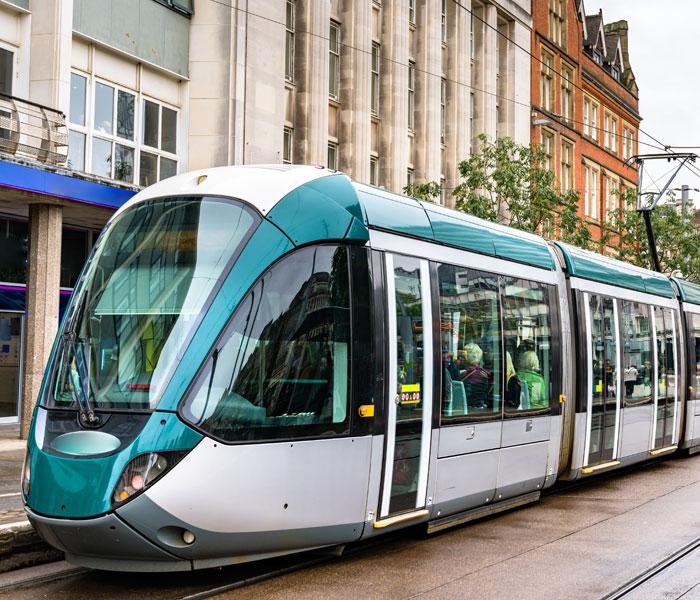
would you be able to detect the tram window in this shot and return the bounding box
[622,301,652,406]
[437,264,500,420]
[654,308,677,403]
[689,314,700,400]
[181,245,351,442]
[503,278,554,414]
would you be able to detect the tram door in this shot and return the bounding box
[585,294,621,466]
[378,254,433,520]
[652,308,678,449]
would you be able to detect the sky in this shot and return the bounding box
[585,0,700,203]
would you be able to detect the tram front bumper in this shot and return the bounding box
[26,508,192,572]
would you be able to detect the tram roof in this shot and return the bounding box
[672,277,700,306]
[553,242,676,299]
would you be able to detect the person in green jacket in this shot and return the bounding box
[517,351,548,409]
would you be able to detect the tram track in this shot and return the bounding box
[601,536,700,599]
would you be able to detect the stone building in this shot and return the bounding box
[0,0,190,434]
[531,0,640,243]
[190,0,533,203]
[0,0,535,435]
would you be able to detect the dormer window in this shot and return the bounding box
[611,66,621,81]
[593,49,604,65]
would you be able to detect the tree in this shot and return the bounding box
[605,189,700,281]
[405,135,594,250]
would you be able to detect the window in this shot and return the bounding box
[503,278,554,413]
[408,0,415,25]
[329,21,340,100]
[408,61,415,130]
[441,0,447,43]
[611,116,618,154]
[622,301,652,406]
[654,308,678,447]
[327,141,337,170]
[68,72,178,185]
[561,63,573,123]
[540,51,554,112]
[593,49,604,66]
[0,47,13,96]
[604,111,612,151]
[441,78,447,143]
[549,0,565,46]
[181,245,352,443]
[623,125,636,160]
[371,42,380,116]
[438,265,501,419]
[283,127,292,164]
[584,163,599,220]
[687,313,700,401]
[591,102,599,141]
[583,97,590,137]
[583,96,599,141]
[406,167,414,188]
[285,0,295,83]
[561,138,573,191]
[542,129,554,173]
[369,155,378,185]
[470,14,476,63]
[604,174,618,216]
[470,92,475,154]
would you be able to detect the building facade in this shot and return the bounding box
[531,0,640,242]
[0,0,536,435]
[0,0,191,435]
[189,0,533,204]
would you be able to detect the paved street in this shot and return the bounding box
[3,452,700,599]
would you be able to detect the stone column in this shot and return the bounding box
[512,19,532,146]
[294,0,330,165]
[414,0,442,184]
[21,204,62,439]
[481,3,498,141]
[28,0,72,113]
[378,0,409,192]
[444,0,471,207]
[188,0,237,168]
[338,0,371,182]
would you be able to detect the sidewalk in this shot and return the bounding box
[0,427,61,572]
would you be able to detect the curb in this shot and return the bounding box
[0,520,62,573]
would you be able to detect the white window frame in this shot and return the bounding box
[561,62,573,124]
[283,127,293,164]
[370,154,379,186]
[408,61,415,131]
[561,137,574,191]
[67,69,179,186]
[371,42,380,117]
[441,77,447,143]
[329,20,340,100]
[541,50,554,112]
[584,162,600,220]
[542,128,555,174]
[327,140,338,170]
[285,0,295,83]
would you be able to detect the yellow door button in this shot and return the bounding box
[359,404,375,418]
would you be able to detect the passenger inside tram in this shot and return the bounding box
[459,343,492,410]
[517,351,547,409]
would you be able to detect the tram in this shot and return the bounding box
[21,165,700,571]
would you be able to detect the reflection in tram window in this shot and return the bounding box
[689,314,700,399]
[182,245,351,442]
[588,295,617,464]
[654,307,678,448]
[503,278,553,413]
[437,264,500,419]
[621,302,652,405]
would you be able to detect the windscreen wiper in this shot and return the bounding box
[64,335,100,427]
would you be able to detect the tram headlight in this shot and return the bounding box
[112,451,185,507]
[21,451,30,501]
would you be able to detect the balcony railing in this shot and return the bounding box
[0,94,67,167]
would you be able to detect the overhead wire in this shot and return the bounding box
[206,0,669,154]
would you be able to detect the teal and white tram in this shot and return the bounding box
[21,165,700,571]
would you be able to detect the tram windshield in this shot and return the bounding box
[45,196,259,411]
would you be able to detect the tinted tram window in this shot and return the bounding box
[689,314,700,400]
[437,264,500,419]
[503,278,553,413]
[654,307,678,447]
[181,246,351,442]
[622,302,653,405]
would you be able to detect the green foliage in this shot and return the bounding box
[605,189,700,281]
[403,181,442,203]
[409,135,594,249]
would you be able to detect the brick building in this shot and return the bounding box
[531,0,640,243]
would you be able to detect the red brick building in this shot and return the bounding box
[531,0,640,243]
